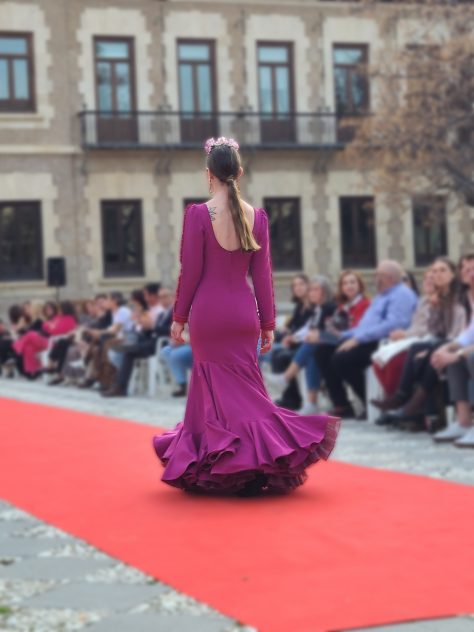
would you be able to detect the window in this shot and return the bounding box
[257,42,295,143]
[0,201,43,280]
[339,196,376,268]
[263,198,302,271]
[333,44,369,116]
[333,44,369,142]
[0,33,35,112]
[413,196,447,266]
[183,198,206,210]
[177,40,218,142]
[101,200,144,277]
[94,37,137,143]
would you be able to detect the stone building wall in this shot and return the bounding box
[0,0,470,315]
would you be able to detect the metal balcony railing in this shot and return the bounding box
[78,110,353,150]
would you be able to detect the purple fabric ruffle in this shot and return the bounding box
[152,360,341,496]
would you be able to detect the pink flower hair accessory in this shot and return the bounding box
[204,137,240,154]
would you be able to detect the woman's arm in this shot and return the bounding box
[173,205,205,324]
[48,315,77,336]
[448,304,468,339]
[249,209,276,330]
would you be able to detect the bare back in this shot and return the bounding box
[205,198,256,252]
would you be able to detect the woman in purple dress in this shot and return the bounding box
[152,137,341,495]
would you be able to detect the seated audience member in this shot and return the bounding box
[270,276,336,411]
[90,294,113,329]
[107,289,148,371]
[102,286,174,397]
[325,270,371,339]
[258,273,313,368]
[12,301,63,378]
[370,267,436,403]
[2,305,30,375]
[267,275,340,414]
[52,295,112,386]
[17,298,53,330]
[80,292,133,390]
[75,299,100,327]
[0,318,14,377]
[431,256,474,447]
[143,282,165,328]
[43,301,78,376]
[314,260,418,419]
[159,328,193,397]
[372,258,466,430]
[458,252,474,321]
[25,300,56,332]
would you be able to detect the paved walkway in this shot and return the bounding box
[1,377,473,632]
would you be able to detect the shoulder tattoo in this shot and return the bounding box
[208,206,217,222]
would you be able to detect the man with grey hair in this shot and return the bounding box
[315,260,418,419]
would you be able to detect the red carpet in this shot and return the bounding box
[1,397,473,632]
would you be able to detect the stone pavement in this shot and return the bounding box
[0,377,473,632]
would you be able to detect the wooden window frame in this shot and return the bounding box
[333,43,369,116]
[412,195,448,267]
[0,200,43,281]
[93,36,137,113]
[177,38,218,114]
[339,196,376,269]
[263,197,302,271]
[257,41,295,115]
[100,199,144,278]
[0,32,35,112]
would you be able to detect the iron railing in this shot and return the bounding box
[78,110,353,150]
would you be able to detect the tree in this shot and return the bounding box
[345,1,474,215]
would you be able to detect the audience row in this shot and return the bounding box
[1,255,473,448]
[266,255,474,449]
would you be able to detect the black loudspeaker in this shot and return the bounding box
[47,257,67,287]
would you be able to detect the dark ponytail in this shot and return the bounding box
[207,145,261,253]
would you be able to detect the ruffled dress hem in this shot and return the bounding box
[152,413,341,496]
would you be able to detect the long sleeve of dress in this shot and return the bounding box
[172,205,205,324]
[249,209,276,330]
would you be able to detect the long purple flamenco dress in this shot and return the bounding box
[152,203,341,494]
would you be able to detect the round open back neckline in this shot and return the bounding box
[203,202,258,253]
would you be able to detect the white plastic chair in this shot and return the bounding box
[147,336,172,396]
[128,336,172,397]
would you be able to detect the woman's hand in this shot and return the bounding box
[171,321,186,344]
[389,330,407,341]
[260,329,274,354]
[305,330,320,344]
[431,344,459,371]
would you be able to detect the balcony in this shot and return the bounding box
[78,110,352,150]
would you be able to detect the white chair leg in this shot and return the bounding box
[147,356,157,397]
[366,365,384,423]
[40,350,49,382]
[297,371,309,405]
[128,365,139,396]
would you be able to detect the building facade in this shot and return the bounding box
[0,0,471,314]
